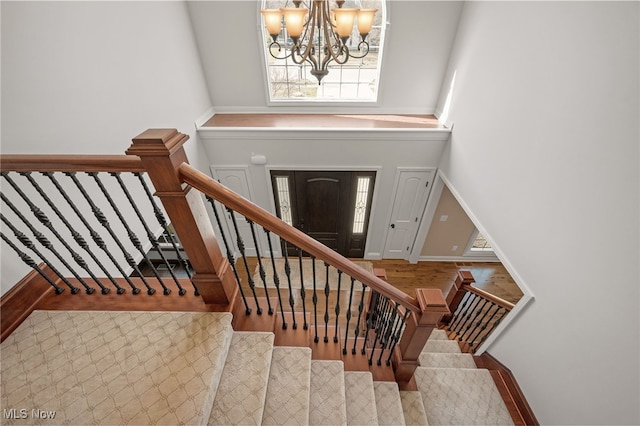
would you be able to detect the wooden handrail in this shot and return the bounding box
[178,162,422,315]
[0,155,145,173]
[467,286,515,311]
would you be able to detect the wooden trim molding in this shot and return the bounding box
[1,265,56,342]
[0,155,145,173]
[475,352,540,425]
[468,285,515,311]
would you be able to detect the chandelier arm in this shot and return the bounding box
[266,40,295,60]
[289,2,319,66]
[345,39,371,59]
[320,12,349,66]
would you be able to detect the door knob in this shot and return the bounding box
[390,224,395,228]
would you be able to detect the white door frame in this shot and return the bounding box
[382,167,436,260]
[409,172,445,263]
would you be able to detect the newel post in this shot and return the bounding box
[126,129,237,305]
[393,288,450,384]
[441,270,475,325]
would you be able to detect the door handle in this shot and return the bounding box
[390,224,395,228]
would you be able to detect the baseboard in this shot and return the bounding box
[0,265,56,342]
[419,255,501,262]
[474,352,539,425]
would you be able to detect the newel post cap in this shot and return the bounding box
[126,128,190,157]
[416,288,450,313]
[456,270,475,285]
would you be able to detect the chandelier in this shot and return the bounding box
[260,1,378,84]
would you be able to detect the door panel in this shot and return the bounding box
[384,169,434,259]
[271,170,375,258]
[295,172,350,253]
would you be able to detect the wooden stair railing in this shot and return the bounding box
[128,128,450,384]
[0,151,200,298]
[0,128,449,385]
[441,271,515,353]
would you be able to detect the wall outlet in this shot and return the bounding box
[451,245,458,251]
[440,215,448,222]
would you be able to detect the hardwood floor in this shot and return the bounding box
[369,259,523,304]
[236,258,523,305]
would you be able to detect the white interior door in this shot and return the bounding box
[383,169,435,259]
[210,167,261,258]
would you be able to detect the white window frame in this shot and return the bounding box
[463,228,497,258]
[257,0,388,106]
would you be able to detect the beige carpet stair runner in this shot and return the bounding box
[1,311,514,425]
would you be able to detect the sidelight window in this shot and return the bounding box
[274,176,293,225]
[352,176,371,233]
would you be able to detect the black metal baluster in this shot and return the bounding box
[89,173,170,295]
[67,172,154,295]
[298,249,308,330]
[352,283,367,354]
[282,241,297,329]
[386,309,409,366]
[1,231,65,294]
[333,270,342,343]
[369,296,391,366]
[475,307,507,352]
[449,292,472,331]
[2,174,107,293]
[386,303,403,365]
[312,256,319,343]
[0,196,93,294]
[249,220,273,315]
[44,172,140,294]
[112,172,186,296]
[468,301,498,346]
[136,173,198,296]
[207,197,251,314]
[323,262,330,343]
[227,207,262,314]
[461,299,489,342]
[368,295,387,366]
[19,172,124,294]
[343,277,356,355]
[455,294,481,335]
[265,229,286,328]
[362,291,380,355]
[378,303,399,365]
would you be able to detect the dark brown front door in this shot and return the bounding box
[271,170,375,258]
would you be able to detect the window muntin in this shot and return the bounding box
[261,0,386,102]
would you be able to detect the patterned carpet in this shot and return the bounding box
[0,310,233,425]
[1,310,516,425]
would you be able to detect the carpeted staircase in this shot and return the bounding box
[1,310,514,425]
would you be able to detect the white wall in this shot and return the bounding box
[199,129,449,258]
[0,1,213,293]
[436,2,639,424]
[187,1,463,113]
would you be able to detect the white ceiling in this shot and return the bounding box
[186,1,464,114]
